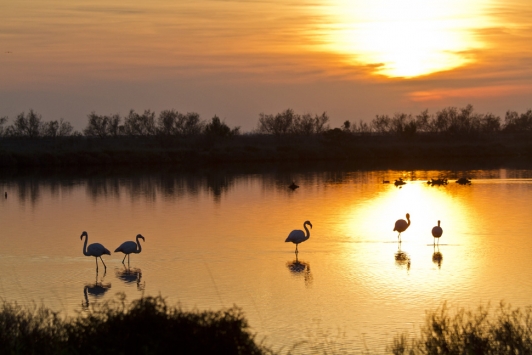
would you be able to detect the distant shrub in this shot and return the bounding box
[6,110,43,138]
[83,112,122,137]
[123,109,157,136]
[257,109,329,135]
[204,115,240,137]
[504,109,532,132]
[156,110,204,136]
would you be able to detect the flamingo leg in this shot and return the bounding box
[100,256,107,270]
[95,257,99,272]
[122,254,127,264]
[295,244,299,255]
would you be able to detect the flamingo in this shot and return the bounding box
[114,234,145,264]
[289,182,299,190]
[285,221,312,254]
[80,231,111,272]
[432,220,443,245]
[393,213,410,241]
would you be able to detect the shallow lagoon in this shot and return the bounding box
[1,165,532,352]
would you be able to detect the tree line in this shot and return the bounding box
[1,105,531,138]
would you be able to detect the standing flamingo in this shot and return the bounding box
[114,234,145,265]
[285,221,312,254]
[80,231,111,272]
[432,220,443,245]
[393,213,411,241]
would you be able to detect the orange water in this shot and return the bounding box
[1,168,532,352]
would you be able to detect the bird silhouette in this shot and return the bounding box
[432,220,443,245]
[285,221,312,254]
[114,234,145,265]
[393,213,410,241]
[80,231,111,272]
[289,181,299,190]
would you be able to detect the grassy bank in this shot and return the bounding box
[3,295,532,354]
[0,294,273,355]
[1,131,532,169]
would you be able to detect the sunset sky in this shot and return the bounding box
[1,0,532,131]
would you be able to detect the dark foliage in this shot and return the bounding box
[389,301,532,355]
[0,295,273,355]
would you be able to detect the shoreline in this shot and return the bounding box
[1,132,531,171]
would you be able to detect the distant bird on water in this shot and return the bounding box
[80,231,111,272]
[289,181,299,190]
[383,179,390,184]
[393,213,410,241]
[4,192,6,199]
[285,221,312,254]
[115,234,145,264]
[432,220,443,245]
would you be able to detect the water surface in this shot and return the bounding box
[1,166,532,352]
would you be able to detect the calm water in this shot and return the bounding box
[1,166,532,352]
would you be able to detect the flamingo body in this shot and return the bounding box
[80,231,111,272]
[393,213,411,241]
[115,234,145,264]
[432,220,443,245]
[285,221,312,254]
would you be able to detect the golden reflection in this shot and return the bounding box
[395,242,411,270]
[318,0,493,77]
[432,245,443,269]
[286,255,313,286]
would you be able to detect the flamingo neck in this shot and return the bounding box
[82,234,90,256]
[303,224,311,240]
[136,236,143,253]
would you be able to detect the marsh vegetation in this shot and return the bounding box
[1,105,531,168]
[3,295,532,354]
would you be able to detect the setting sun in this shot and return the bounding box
[317,0,492,77]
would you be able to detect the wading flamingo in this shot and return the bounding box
[393,213,410,242]
[115,234,145,264]
[432,220,443,245]
[285,221,312,254]
[80,231,111,272]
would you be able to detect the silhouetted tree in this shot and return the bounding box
[504,110,532,132]
[204,115,240,137]
[123,110,156,136]
[0,116,7,137]
[84,112,122,137]
[8,110,43,137]
[42,119,74,137]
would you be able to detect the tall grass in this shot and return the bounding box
[389,301,532,355]
[3,296,532,354]
[0,294,274,355]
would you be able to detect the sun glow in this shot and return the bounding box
[317,0,493,78]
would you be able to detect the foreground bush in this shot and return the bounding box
[0,295,273,355]
[389,301,532,355]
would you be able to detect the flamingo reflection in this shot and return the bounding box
[432,245,443,269]
[395,243,411,270]
[286,254,313,285]
[116,265,145,291]
[82,274,111,308]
